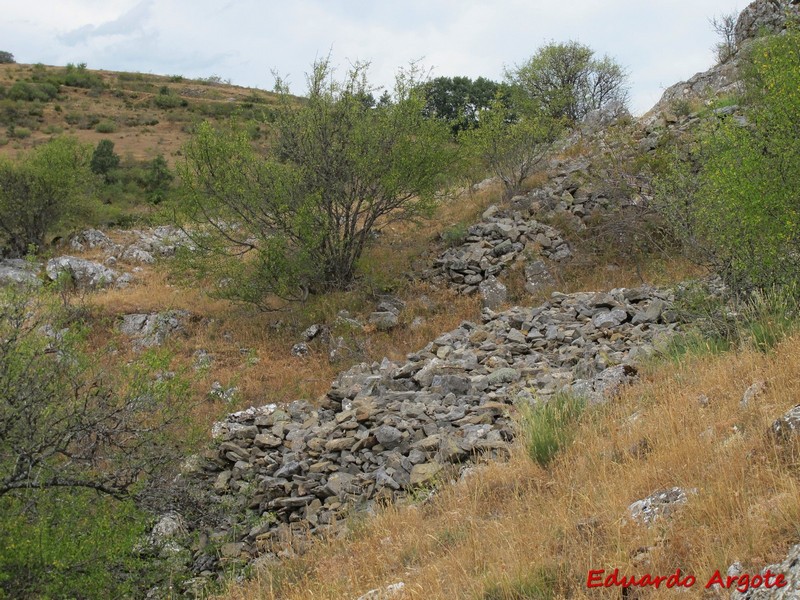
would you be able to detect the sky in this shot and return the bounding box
[2,0,743,115]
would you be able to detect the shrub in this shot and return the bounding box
[142,154,173,204]
[153,89,186,109]
[0,284,192,597]
[7,81,58,102]
[461,95,561,198]
[0,51,14,64]
[656,28,800,292]
[94,119,116,133]
[61,62,104,90]
[519,392,586,467]
[90,139,121,181]
[0,137,93,256]
[7,125,31,139]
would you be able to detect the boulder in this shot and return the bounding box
[119,310,189,349]
[0,259,41,286]
[628,487,693,526]
[770,404,800,441]
[479,276,507,309]
[369,311,399,331]
[46,256,118,289]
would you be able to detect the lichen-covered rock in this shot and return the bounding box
[46,256,118,289]
[730,541,800,599]
[479,276,507,309]
[771,405,800,441]
[0,259,41,286]
[628,487,693,526]
[119,310,189,349]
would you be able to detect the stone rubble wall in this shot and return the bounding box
[185,285,678,572]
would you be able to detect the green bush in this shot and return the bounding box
[153,90,186,109]
[482,567,558,600]
[657,28,800,292]
[662,283,800,362]
[7,81,58,102]
[506,41,628,122]
[0,284,193,597]
[0,137,94,256]
[90,139,121,181]
[7,126,31,139]
[94,119,116,133]
[61,62,104,90]
[519,392,586,467]
[460,95,561,198]
[441,222,469,247]
[0,490,151,598]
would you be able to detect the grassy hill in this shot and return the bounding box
[0,62,285,164]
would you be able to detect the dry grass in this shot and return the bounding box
[222,332,800,600]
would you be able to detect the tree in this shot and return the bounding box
[506,41,628,123]
[710,11,738,63]
[422,76,501,134]
[178,57,456,305]
[90,138,121,182]
[143,154,174,204]
[655,27,800,291]
[461,96,562,197]
[0,51,13,64]
[0,137,93,257]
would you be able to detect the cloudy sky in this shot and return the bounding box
[3,0,741,115]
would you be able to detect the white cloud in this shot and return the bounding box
[0,0,743,114]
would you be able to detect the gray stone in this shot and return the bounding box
[409,462,442,487]
[771,404,800,441]
[628,487,692,526]
[592,308,627,329]
[487,368,520,386]
[119,310,188,350]
[46,256,118,289]
[741,380,767,407]
[369,311,399,331]
[69,228,114,250]
[524,260,555,295]
[730,541,800,600]
[0,259,41,286]
[479,276,507,310]
[374,425,403,450]
[121,247,156,264]
[150,513,187,544]
[291,342,310,357]
[356,582,406,600]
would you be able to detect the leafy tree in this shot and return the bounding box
[656,27,800,291]
[461,96,562,197]
[422,76,501,134]
[0,137,93,257]
[506,41,628,122]
[178,57,456,306]
[90,138,121,182]
[0,52,13,64]
[143,154,174,204]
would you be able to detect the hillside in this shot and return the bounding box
[0,62,284,163]
[1,1,800,599]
